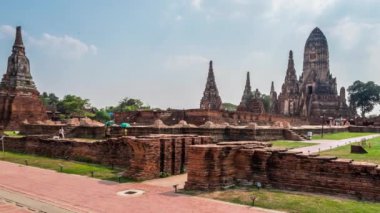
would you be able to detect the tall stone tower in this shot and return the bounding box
[0,26,47,130]
[276,28,349,122]
[200,60,222,110]
[300,27,331,84]
[278,50,300,115]
[269,81,278,114]
[237,72,265,114]
[298,27,347,120]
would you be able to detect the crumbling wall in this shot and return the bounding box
[3,134,213,181]
[349,126,380,133]
[185,145,240,190]
[267,152,380,200]
[185,142,272,190]
[185,144,380,201]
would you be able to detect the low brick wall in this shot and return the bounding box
[20,124,106,139]
[349,126,380,133]
[113,127,295,141]
[292,126,348,136]
[21,123,353,142]
[3,134,213,180]
[20,124,65,135]
[185,143,380,201]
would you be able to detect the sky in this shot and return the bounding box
[0,0,379,110]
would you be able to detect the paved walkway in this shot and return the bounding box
[0,197,32,213]
[292,134,380,154]
[0,188,73,213]
[0,161,277,213]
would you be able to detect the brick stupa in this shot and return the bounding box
[200,60,222,110]
[237,71,265,114]
[0,26,47,130]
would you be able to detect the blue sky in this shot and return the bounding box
[0,0,379,109]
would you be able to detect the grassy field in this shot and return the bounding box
[0,151,133,182]
[194,187,380,213]
[319,137,380,164]
[311,132,375,140]
[3,130,24,138]
[271,140,317,149]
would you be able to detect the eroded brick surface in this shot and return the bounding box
[185,142,380,201]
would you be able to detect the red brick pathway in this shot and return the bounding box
[0,161,273,213]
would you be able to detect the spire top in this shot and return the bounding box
[14,26,24,47]
[287,50,295,73]
[200,60,222,110]
[246,71,251,89]
[12,26,25,54]
[271,81,275,92]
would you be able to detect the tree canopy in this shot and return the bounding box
[112,97,150,112]
[222,103,237,111]
[40,92,60,108]
[348,81,380,117]
[40,93,150,121]
[56,95,93,117]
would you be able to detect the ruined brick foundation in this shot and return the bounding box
[3,134,213,180]
[185,143,380,201]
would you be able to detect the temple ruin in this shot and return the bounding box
[275,27,349,123]
[0,26,47,130]
[237,72,265,114]
[200,60,222,110]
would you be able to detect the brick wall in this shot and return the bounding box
[3,134,213,180]
[114,109,308,126]
[349,126,380,133]
[185,144,380,201]
[21,123,353,142]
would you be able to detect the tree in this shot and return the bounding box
[112,97,150,112]
[94,108,111,122]
[348,81,380,117]
[40,92,60,108]
[57,95,93,117]
[222,103,237,111]
[260,94,271,112]
[252,90,271,112]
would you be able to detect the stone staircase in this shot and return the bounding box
[64,125,77,138]
[284,129,310,141]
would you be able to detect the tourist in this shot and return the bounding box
[59,127,65,139]
[105,126,111,138]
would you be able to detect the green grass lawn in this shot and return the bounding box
[0,151,133,182]
[271,140,317,149]
[311,132,375,140]
[3,130,24,138]
[319,137,380,165]
[193,187,380,213]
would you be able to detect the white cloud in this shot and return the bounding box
[191,0,202,10]
[231,0,251,5]
[266,0,339,19]
[176,15,183,21]
[0,25,97,59]
[0,25,15,39]
[229,11,245,19]
[165,55,208,69]
[29,33,97,59]
[367,39,380,77]
[329,17,374,49]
